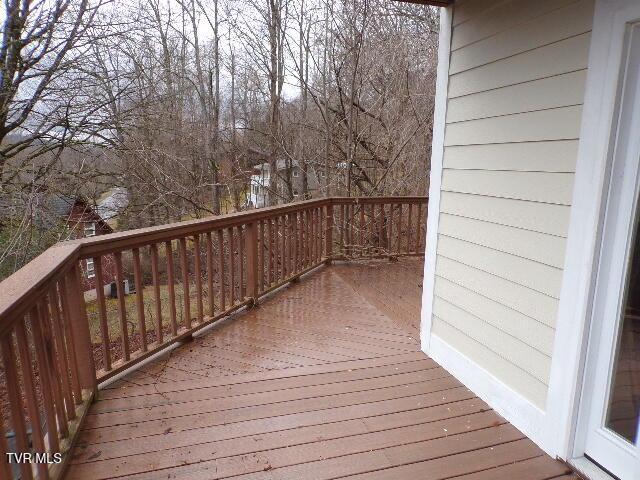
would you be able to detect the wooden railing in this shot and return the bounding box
[0,196,426,479]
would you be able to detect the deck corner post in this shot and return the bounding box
[67,263,98,395]
[325,203,334,261]
[245,220,259,303]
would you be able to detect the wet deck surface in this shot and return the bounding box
[67,258,577,480]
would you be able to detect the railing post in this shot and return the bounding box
[66,264,97,395]
[245,220,259,304]
[325,203,334,262]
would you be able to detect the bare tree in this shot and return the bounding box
[0,0,108,185]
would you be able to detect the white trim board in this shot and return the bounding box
[420,7,452,354]
[428,334,552,455]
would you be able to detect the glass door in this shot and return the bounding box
[582,21,640,480]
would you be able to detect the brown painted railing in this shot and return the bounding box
[0,196,426,479]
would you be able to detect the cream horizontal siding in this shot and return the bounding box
[448,33,591,98]
[439,213,567,268]
[433,297,551,383]
[432,0,595,408]
[447,71,587,124]
[451,0,578,51]
[450,0,593,75]
[439,192,572,237]
[434,277,555,356]
[443,141,578,172]
[444,105,583,146]
[432,319,549,408]
[437,235,563,298]
[441,170,574,205]
[435,256,559,328]
[451,0,501,28]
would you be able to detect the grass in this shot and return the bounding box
[84,282,223,345]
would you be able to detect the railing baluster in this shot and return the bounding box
[132,248,147,351]
[94,256,112,369]
[193,235,204,323]
[267,219,273,286]
[389,202,395,255]
[150,244,163,344]
[298,212,304,268]
[311,210,317,262]
[246,221,258,300]
[283,215,289,279]
[15,322,48,479]
[326,204,334,260]
[317,208,322,261]
[1,331,34,480]
[57,277,82,405]
[0,394,14,480]
[114,252,130,362]
[217,230,226,311]
[318,207,323,262]
[165,241,178,337]
[179,238,191,329]
[349,203,355,256]
[259,221,265,293]
[359,204,365,250]
[397,204,403,254]
[229,228,235,306]
[369,203,376,253]
[274,217,280,282]
[280,216,285,280]
[31,304,60,452]
[292,213,298,272]
[68,265,97,392]
[407,203,413,254]
[48,287,76,420]
[239,226,245,299]
[338,204,343,256]
[42,298,70,439]
[416,202,424,252]
[206,233,215,317]
[309,209,313,265]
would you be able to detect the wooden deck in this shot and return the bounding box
[66,258,577,480]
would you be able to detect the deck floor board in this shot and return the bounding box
[67,258,578,479]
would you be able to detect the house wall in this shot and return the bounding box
[427,0,595,410]
[68,205,117,291]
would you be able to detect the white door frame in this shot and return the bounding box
[578,19,640,479]
[545,0,640,472]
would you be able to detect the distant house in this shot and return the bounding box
[248,160,322,208]
[97,187,129,228]
[42,195,117,291]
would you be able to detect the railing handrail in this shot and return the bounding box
[0,195,427,334]
[0,243,81,335]
[74,197,331,258]
[72,196,426,258]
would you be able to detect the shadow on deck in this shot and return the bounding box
[67,258,577,480]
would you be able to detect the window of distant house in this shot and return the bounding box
[293,190,299,197]
[253,185,259,195]
[84,222,96,237]
[86,258,95,279]
[293,169,299,177]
